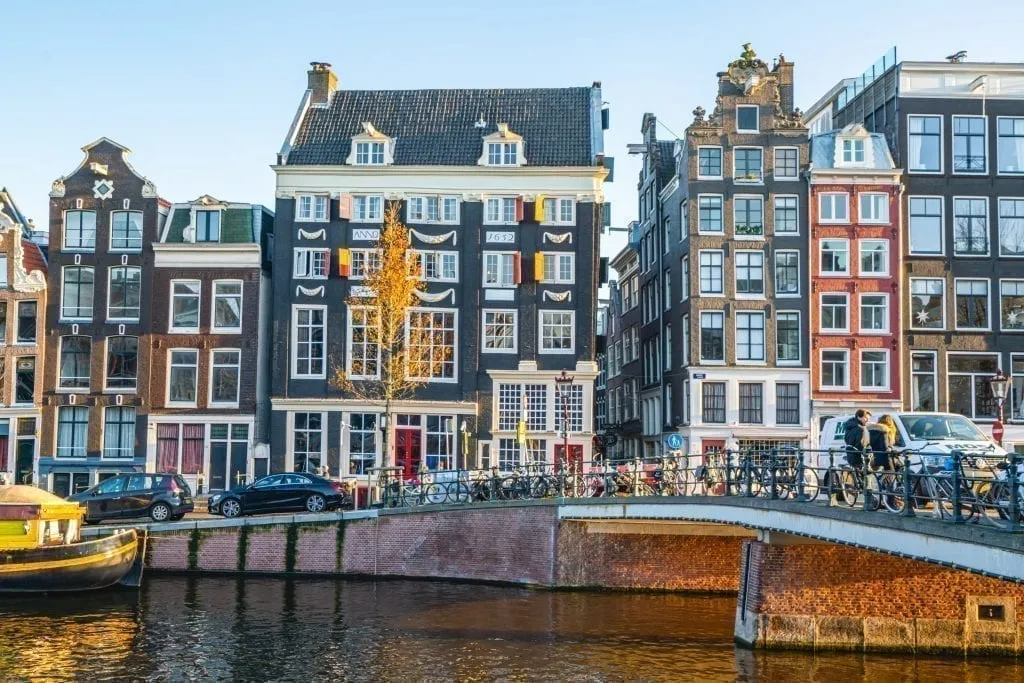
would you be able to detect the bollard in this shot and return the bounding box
[796,450,806,502]
[1009,454,1021,533]
[768,449,778,500]
[901,454,916,517]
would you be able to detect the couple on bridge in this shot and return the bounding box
[843,409,898,474]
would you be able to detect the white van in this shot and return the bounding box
[817,412,1007,470]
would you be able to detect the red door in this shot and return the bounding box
[702,439,726,465]
[395,428,422,481]
[554,444,583,471]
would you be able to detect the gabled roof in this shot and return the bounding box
[654,140,677,186]
[285,87,598,166]
[161,200,271,244]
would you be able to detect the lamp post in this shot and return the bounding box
[990,370,1010,446]
[460,420,469,469]
[554,370,575,470]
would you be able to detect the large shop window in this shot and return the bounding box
[948,354,999,420]
[156,424,204,474]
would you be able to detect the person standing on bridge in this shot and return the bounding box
[869,415,898,471]
[843,409,871,470]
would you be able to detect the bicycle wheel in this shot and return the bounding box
[445,481,471,504]
[530,476,550,499]
[798,467,820,502]
[683,469,705,496]
[839,469,860,507]
[876,472,906,514]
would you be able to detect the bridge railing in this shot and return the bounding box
[369,448,1024,533]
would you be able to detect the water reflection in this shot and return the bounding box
[0,578,1021,681]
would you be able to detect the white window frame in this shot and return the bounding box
[345,306,381,380]
[698,249,724,295]
[58,335,91,391]
[344,413,381,477]
[353,195,383,223]
[108,210,144,252]
[209,348,241,406]
[776,310,801,365]
[820,292,850,333]
[773,195,799,235]
[293,248,330,280]
[908,195,945,256]
[106,266,141,323]
[296,194,329,222]
[103,334,139,392]
[774,250,800,298]
[734,311,766,364]
[820,348,850,391]
[859,349,890,391]
[405,307,458,382]
[733,194,765,238]
[907,114,944,174]
[953,278,992,332]
[997,116,1024,176]
[946,352,1001,420]
[841,138,866,165]
[408,195,460,224]
[909,277,947,331]
[998,197,1024,258]
[540,252,575,285]
[482,309,517,354]
[211,280,243,334]
[62,210,96,252]
[1001,279,1024,332]
[680,255,689,301]
[820,238,850,276]
[350,248,381,280]
[166,348,199,407]
[355,141,386,166]
[539,310,575,355]
[858,192,889,224]
[952,196,991,257]
[697,146,723,179]
[541,197,575,225]
[819,193,850,224]
[484,196,518,225]
[169,279,201,334]
[486,141,519,166]
[733,147,764,183]
[60,265,94,322]
[859,239,889,277]
[736,104,759,133]
[858,293,890,334]
[773,146,800,181]
[412,250,459,283]
[911,350,939,411]
[952,114,988,175]
[291,304,327,379]
[734,250,765,299]
[697,194,724,234]
[483,251,516,288]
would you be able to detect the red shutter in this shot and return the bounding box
[513,252,522,284]
[515,196,524,222]
[338,194,352,220]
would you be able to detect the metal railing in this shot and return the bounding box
[360,448,1024,533]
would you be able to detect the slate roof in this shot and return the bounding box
[163,203,268,244]
[811,125,895,170]
[286,87,598,166]
[654,140,677,186]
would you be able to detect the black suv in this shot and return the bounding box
[68,473,194,524]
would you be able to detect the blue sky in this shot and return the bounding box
[3,0,1024,260]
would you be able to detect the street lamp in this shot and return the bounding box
[460,420,470,469]
[991,370,1010,446]
[554,370,575,470]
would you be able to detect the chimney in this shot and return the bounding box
[776,58,795,115]
[307,62,338,106]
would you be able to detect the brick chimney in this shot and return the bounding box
[775,58,795,115]
[307,62,338,106]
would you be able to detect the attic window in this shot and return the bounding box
[842,139,866,164]
[355,142,385,165]
[488,142,519,166]
[195,210,221,242]
[346,122,394,166]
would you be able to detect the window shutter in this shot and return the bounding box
[515,196,524,222]
[534,253,545,282]
[337,248,351,277]
[513,252,522,284]
[533,195,545,222]
[338,194,352,220]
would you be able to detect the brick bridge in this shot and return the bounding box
[89,498,1024,655]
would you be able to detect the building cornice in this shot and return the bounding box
[152,243,261,268]
[270,398,479,414]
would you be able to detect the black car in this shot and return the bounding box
[69,473,194,524]
[208,473,347,518]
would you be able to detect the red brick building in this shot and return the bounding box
[809,124,903,436]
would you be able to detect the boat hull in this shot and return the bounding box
[0,529,139,593]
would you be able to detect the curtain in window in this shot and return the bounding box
[908,134,924,170]
[0,434,7,471]
[181,424,204,474]
[156,424,179,472]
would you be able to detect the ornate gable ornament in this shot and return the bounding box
[0,203,45,293]
[726,43,770,95]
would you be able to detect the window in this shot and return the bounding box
[734,196,763,237]
[698,251,723,295]
[542,197,575,224]
[954,198,989,255]
[423,416,455,471]
[737,105,758,133]
[0,301,7,343]
[487,142,518,166]
[776,384,800,425]
[525,384,548,430]
[819,193,849,222]
[736,312,765,362]
[539,311,574,353]
[908,115,942,172]
[59,336,91,389]
[681,201,688,241]
[860,294,889,333]
[210,350,240,404]
[347,307,381,378]
[103,407,135,459]
[700,312,724,362]
[820,239,849,275]
[859,240,888,275]
[168,350,198,404]
[407,309,457,380]
[485,197,518,224]
[774,251,799,296]
[682,313,690,365]
[110,211,143,251]
[483,310,516,353]
[821,350,849,389]
[554,385,584,434]
[497,383,521,431]
[293,413,323,474]
[63,211,96,250]
[842,138,865,164]
[776,312,800,363]
[484,252,515,287]
[999,198,1024,256]
[541,253,575,284]
[351,249,381,279]
[774,196,798,234]
[998,117,1024,174]
[734,148,763,182]
[296,195,329,221]
[195,210,220,242]
[774,147,798,179]
[409,196,459,223]
[821,294,849,332]
[738,383,763,424]
[861,351,889,390]
[170,280,201,332]
[293,248,329,279]
[910,278,945,329]
[909,197,944,255]
[14,357,34,404]
[698,195,723,233]
[735,251,764,296]
[105,336,138,390]
[955,280,990,330]
[56,406,88,458]
[948,354,999,419]
[911,352,937,411]
[702,382,726,423]
[348,414,378,475]
[293,306,326,378]
[664,324,672,369]
[859,193,889,223]
[0,254,6,288]
[16,301,35,343]
[353,195,383,222]
[1012,355,1024,422]
[953,116,987,173]
[1001,280,1024,331]
[107,267,141,321]
[698,147,722,177]
[212,281,243,332]
[61,266,94,320]
[355,141,385,165]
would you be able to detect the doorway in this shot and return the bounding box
[15,418,36,485]
[554,444,583,471]
[210,424,250,491]
[395,428,422,480]
[701,439,726,465]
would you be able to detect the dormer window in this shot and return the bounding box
[356,142,385,165]
[842,139,865,164]
[346,122,394,166]
[195,210,220,242]
[479,123,526,167]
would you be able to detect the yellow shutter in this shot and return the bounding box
[534,253,545,282]
[533,195,546,222]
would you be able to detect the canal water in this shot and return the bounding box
[1,577,1021,682]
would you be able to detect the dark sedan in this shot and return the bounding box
[208,473,347,518]
[69,473,194,524]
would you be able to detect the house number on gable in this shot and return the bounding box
[486,231,515,243]
[352,229,380,242]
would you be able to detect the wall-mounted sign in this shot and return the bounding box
[486,231,516,243]
[351,229,380,242]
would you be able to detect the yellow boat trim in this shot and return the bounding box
[0,539,137,573]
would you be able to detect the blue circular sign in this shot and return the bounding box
[665,434,683,450]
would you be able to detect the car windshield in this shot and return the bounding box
[900,414,989,442]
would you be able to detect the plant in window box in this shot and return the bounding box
[735,224,763,236]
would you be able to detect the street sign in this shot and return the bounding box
[692,373,706,379]
[993,420,1004,445]
[665,434,683,450]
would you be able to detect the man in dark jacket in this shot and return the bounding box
[843,409,871,469]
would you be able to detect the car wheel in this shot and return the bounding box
[220,498,242,518]
[150,502,172,522]
[306,494,326,513]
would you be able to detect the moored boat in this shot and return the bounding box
[0,485,141,593]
